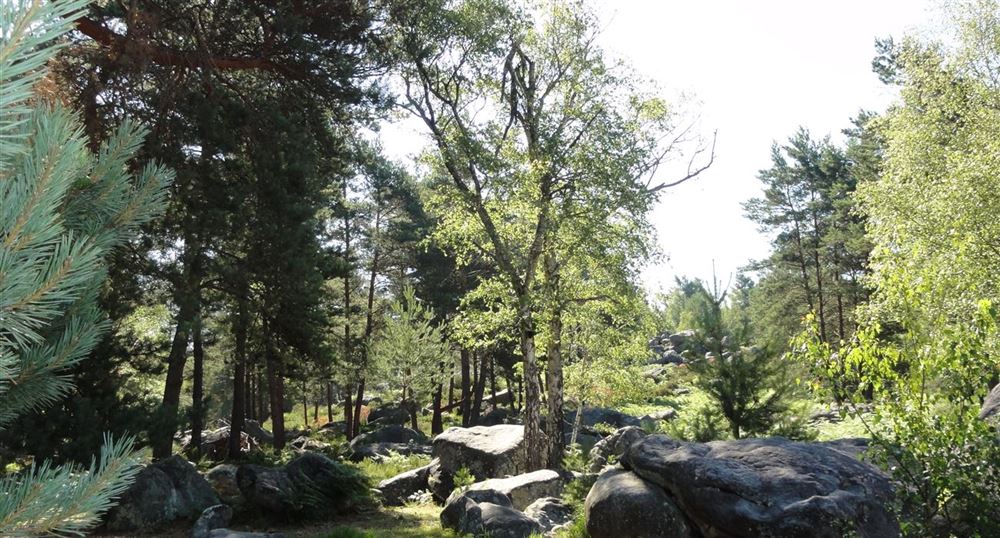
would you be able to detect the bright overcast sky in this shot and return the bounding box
[379,0,940,294]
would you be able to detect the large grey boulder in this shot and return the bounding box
[980,383,1000,422]
[237,452,367,516]
[377,460,436,506]
[441,490,540,538]
[588,426,646,473]
[524,497,574,535]
[104,455,221,532]
[624,435,900,538]
[349,442,433,462]
[205,464,242,507]
[446,469,567,510]
[348,425,429,461]
[351,425,427,448]
[243,419,274,445]
[191,504,234,538]
[369,404,411,425]
[585,468,694,538]
[428,425,525,502]
[565,407,641,431]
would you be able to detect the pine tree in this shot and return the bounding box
[1,1,172,533]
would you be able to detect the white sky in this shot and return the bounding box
[379,0,939,294]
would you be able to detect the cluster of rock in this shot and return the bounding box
[647,329,705,365]
[584,429,901,538]
[104,450,365,536]
[374,424,576,537]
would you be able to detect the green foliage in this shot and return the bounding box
[666,399,728,443]
[350,452,432,484]
[452,466,476,491]
[1,0,172,534]
[791,305,1000,535]
[561,443,587,473]
[691,347,793,439]
[370,286,452,407]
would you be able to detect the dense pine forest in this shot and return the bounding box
[2,1,999,537]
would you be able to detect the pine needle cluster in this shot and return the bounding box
[1,1,173,534]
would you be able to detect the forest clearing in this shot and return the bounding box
[2,1,999,537]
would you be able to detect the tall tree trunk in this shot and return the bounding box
[431,382,444,435]
[343,385,354,440]
[407,389,420,433]
[152,246,200,460]
[471,352,487,423]
[326,381,334,423]
[505,371,517,412]
[228,292,249,459]
[489,355,498,407]
[544,253,564,469]
[190,311,205,459]
[302,378,309,427]
[265,326,286,450]
[460,349,472,427]
[246,354,255,421]
[258,367,269,422]
[448,376,455,408]
[809,196,827,341]
[519,299,546,472]
[354,216,381,433]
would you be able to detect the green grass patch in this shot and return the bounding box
[348,452,433,484]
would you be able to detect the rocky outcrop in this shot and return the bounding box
[623,435,900,538]
[524,497,574,536]
[647,330,705,364]
[441,490,540,538]
[104,455,221,532]
[377,460,436,506]
[428,425,525,502]
[447,469,567,510]
[237,452,367,517]
[588,426,646,473]
[585,468,694,538]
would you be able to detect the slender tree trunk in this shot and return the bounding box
[228,292,249,459]
[489,355,498,408]
[809,196,827,342]
[448,376,455,408]
[326,381,333,423]
[570,398,585,447]
[460,349,472,427]
[519,298,546,472]
[354,217,381,432]
[313,394,319,423]
[408,388,420,433]
[471,352,487,423]
[344,385,354,439]
[302,378,309,427]
[153,252,199,460]
[258,367,268,422]
[544,253,565,469]
[431,382,444,435]
[246,355,255,421]
[505,371,517,412]
[190,311,205,459]
[265,326,286,450]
